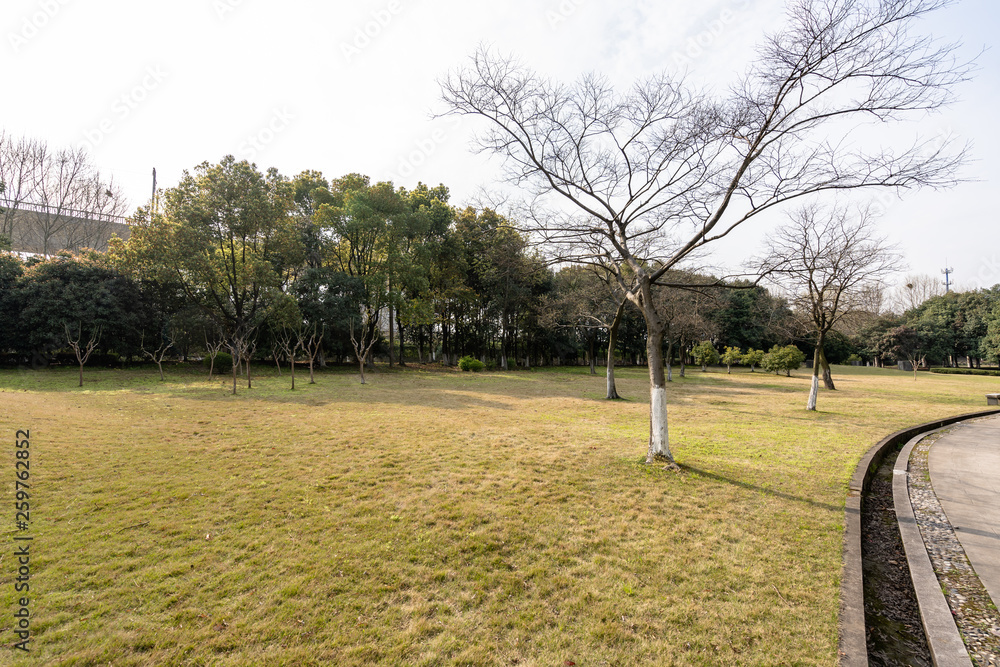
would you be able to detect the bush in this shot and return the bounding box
[742,348,765,371]
[204,351,233,374]
[845,353,862,364]
[458,355,485,372]
[721,346,743,373]
[929,367,1000,376]
[762,345,806,377]
[692,341,721,370]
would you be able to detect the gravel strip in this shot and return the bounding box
[908,428,1000,666]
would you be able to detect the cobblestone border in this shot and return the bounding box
[908,425,1000,666]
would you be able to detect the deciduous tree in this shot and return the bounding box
[754,205,901,410]
[440,0,969,461]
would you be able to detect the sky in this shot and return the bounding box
[4,0,998,294]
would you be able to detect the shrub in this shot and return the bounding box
[929,367,1000,376]
[762,345,806,377]
[692,341,720,371]
[742,348,765,372]
[845,353,862,364]
[721,346,743,373]
[458,355,485,372]
[204,351,233,374]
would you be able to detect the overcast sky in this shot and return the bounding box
[4,0,997,292]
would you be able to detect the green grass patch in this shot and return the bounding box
[0,363,992,665]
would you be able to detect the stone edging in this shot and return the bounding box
[893,429,972,666]
[838,408,1000,667]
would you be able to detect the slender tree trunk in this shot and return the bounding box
[666,339,673,382]
[589,335,596,375]
[273,349,282,376]
[388,303,395,366]
[358,354,367,384]
[78,361,84,387]
[606,299,625,399]
[398,316,405,367]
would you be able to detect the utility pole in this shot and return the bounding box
[942,266,954,293]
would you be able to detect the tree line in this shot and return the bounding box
[2,154,996,392]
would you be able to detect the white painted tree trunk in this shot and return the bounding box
[807,374,819,411]
[648,386,671,461]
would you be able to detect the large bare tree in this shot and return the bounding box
[440,0,971,463]
[753,204,902,410]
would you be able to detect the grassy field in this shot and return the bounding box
[0,362,995,665]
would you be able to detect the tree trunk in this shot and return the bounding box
[78,361,84,387]
[358,353,367,384]
[807,349,820,411]
[273,349,282,376]
[606,299,625,400]
[388,304,395,366]
[398,316,406,367]
[231,350,238,395]
[666,339,673,382]
[589,335,596,375]
[819,345,835,390]
[644,322,671,463]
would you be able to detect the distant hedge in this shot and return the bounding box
[929,368,1000,377]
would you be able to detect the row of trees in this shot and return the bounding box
[0,157,801,386]
[0,133,128,256]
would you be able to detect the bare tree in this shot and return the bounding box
[275,325,303,390]
[0,136,127,256]
[302,323,325,384]
[0,134,45,242]
[65,323,102,388]
[892,273,945,313]
[544,266,630,398]
[350,313,379,385]
[204,329,226,381]
[141,328,177,381]
[440,0,971,463]
[754,204,902,410]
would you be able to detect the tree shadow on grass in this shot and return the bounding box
[676,463,843,513]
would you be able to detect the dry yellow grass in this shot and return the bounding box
[0,363,993,665]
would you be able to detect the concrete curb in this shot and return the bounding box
[838,408,1000,667]
[894,430,973,666]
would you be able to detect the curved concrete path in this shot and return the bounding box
[929,415,1000,609]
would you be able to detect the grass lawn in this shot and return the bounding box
[0,362,994,665]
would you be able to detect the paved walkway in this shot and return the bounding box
[928,415,1000,608]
